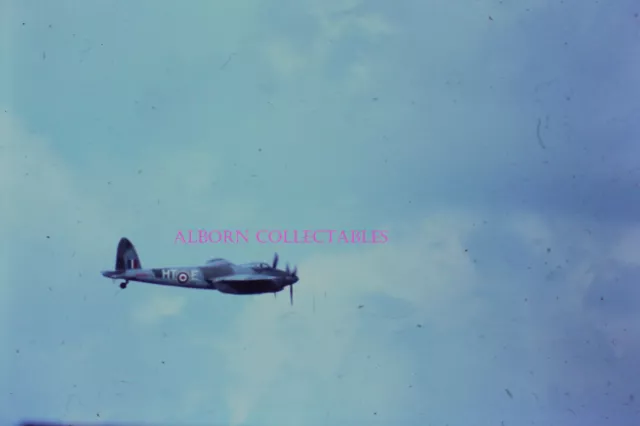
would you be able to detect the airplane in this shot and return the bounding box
[100,237,300,305]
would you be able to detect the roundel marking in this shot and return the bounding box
[176,271,189,283]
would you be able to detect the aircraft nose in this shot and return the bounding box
[282,275,298,285]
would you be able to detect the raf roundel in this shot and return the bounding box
[176,271,189,284]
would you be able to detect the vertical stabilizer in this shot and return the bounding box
[115,237,142,271]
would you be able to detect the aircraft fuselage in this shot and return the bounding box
[101,264,289,294]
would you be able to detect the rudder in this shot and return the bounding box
[115,237,142,271]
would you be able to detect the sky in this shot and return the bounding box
[1,0,640,425]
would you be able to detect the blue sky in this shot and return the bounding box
[1,0,640,425]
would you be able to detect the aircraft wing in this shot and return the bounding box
[210,273,280,294]
[212,274,276,282]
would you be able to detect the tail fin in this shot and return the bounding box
[115,237,142,271]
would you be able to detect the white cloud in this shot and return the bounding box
[217,212,485,423]
[260,0,395,95]
[353,13,395,37]
[611,225,640,266]
[263,39,310,78]
[132,295,187,325]
[308,0,362,17]
[507,211,555,248]
[0,110,135,256]
[344,61,374,95]
[0,112,86,235]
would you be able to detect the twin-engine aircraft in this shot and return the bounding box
[100,237,300,305]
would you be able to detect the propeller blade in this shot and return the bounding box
[290,284,293,305]
[286,263,290,274]
[272,253,279,269]
[292,266,297,277]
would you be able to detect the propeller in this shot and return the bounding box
[271,257,298,306]
[285,262,297,305]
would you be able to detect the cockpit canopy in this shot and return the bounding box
[246,262,271,269]
[206,258,229,265]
